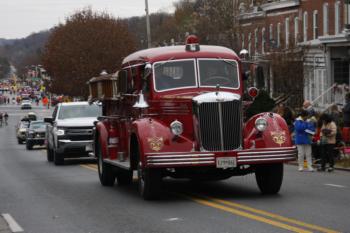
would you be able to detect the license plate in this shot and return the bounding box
[85,144,93,152]
[216,157,236,169]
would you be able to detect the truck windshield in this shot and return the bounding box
[153,59,197,91]
[198,59,239,89]
[58,104,101,119]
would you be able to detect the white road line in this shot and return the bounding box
[324,183,347,188]
[1,213,24,232]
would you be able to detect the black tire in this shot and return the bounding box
[17,138,23,144]
[53,149,64,165]
[137,161,162,200]
[116,169,133,186]
[47,146,54,162]
[97,143,115,186]
[255,163,283,195]
[26,142,32,150]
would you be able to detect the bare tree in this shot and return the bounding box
[42,8,136,97]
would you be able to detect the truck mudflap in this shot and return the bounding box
[144,146,297,168]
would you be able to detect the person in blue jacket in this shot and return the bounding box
[294,110,316,171]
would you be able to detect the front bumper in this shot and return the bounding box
[26,138,45,145]
[145,146,297,168]
[57,139,93,155]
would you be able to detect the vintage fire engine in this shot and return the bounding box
[88,36,297,200]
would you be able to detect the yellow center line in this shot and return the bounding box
[208,197,340,233]
[79,164,339,233]
[80,164,98,172]
[183,194,312,233]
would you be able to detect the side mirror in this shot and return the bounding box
[118,70,128,93]
[44,117,53,125]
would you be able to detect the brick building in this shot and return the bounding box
[238,0,350,110]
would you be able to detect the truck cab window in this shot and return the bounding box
[153,59,196,91]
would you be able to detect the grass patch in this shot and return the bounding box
[336,157,350,168]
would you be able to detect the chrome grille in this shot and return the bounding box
[195,100,241,151]
[65,127,93,141]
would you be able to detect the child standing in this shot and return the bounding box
[294,110,316,171]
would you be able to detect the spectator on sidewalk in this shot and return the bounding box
[294,110,316,172]
[303,100,316,117]
[319,113,337,172]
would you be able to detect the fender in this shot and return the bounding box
[244,112,293,149]
[96,121,110,159]
[131,118,194,163]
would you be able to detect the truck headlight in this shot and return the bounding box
[55,128,65,136]
[255,117,268,132]
[170,120,183,136]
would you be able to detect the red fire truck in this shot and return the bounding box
[88,36,297,200]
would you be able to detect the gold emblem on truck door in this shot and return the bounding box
[148,137,164,151]
[271,131,286,146]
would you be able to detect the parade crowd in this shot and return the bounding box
[277,95,350,172]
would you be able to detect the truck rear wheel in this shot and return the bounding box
[97,143,115,186]
[116,169,133,186]
[137,161,161,200]
[47,146,54,162]
[53,150,64,165]
[255,163,283,195]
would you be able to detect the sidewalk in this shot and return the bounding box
[0,215,12,233]
[289,158,350,171]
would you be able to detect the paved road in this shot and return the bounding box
[0,102,349,233]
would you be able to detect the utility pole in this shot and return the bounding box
[145,0,152,48]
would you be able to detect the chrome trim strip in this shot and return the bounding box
[238,153,296,159]
[147,161,215,166]
[238,157,296,162]
[58,139,92,143]
[147,157,214,162]
[145,151,214,155]
[146,153,214,158]
[238,149,296,155]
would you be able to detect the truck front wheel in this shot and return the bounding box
[255,163,283,195]
[97,143,115,186]
[53,150,64,165]
[137,161,161,200]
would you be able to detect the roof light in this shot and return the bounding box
[185,35,200,52]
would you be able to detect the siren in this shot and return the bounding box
[185,35,200,52]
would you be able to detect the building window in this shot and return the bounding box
[285,17,290,48]
[303,11,308,42]
[277,23,281,47]
[262,27,266,54]
[335,1,341,34]
[294,17,299,44]
[323,3,329,35]
[313,10,318,39]
[242,33,245,49]
[254,28,258,54]
[269,24,273,48]
[248,33,252,56]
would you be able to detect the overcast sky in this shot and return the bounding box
[0,0,176,39]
